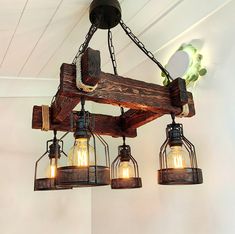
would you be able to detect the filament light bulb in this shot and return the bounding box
[118,161,133,178]
[68,138,89,167]
[167,146,187,169]
[46,158,57,178]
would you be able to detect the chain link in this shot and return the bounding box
[72,24,97,64]
[108,29,118,75]
[119,20,173,82]
[107,29,126,143]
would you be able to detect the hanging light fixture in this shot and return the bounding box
[111,139,142,189]
[106,23,142,189]
[34,130,71,191]
[56,98,110,187]
[158,114,203,185]
[32,0,203,191]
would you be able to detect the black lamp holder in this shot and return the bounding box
[74,98,91,139]
[167,114,184,147]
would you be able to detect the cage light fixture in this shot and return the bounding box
[32,0,203,191]
[111,140,142,189]
[158,115,203,185]
[56,98,110,188]
[34,131,71,191]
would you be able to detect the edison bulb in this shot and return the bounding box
[118,161,134,178]
[68,138,89,167]
[167,146,187,169]
[46,158,57,178]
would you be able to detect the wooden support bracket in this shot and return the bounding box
[51,48,101,123]
[32,106,137,138]
[59,63,194,115]
[33,47,195,137]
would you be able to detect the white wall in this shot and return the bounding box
[0,97,91,234]
[92,1,235,234]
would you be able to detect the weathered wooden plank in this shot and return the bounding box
[81,47,101,86]
[60,63,195,117]
[168,78,188,107]
[32,106,137,138]
[51,93,80,123]
[51,48,101,123]
[122,109,164,129]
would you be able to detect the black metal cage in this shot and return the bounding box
[111,144,142,189]
[56,109,110,188]
[34,132,71,191]
[158,120,203,185]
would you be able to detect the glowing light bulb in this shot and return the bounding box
[68,138,89,167]
[46,158,57,178]
[167,146,187,169]
[118,161,133,178]
[50,163,56,178]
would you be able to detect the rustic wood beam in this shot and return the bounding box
[121,109,164,130]
[168,78,188,107]
[51,94,80,124]
[51,48,101,123]
[118,79,192,130]
[32,106,137,138]
[81,47,101,86]
[60,63,195,117]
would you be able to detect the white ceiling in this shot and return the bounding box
[0,0,231,97]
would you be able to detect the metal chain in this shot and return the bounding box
[119,20,173,83]
[107,29,126,143]
[108,29,118,75]
[72,24,97,65]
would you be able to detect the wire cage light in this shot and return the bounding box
[33,0,204,192]
[111,142,142,189]
[34,131,71,191]
[158,115,203,185]
[56,98,110,188]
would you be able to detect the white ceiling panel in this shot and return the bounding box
[0,0,64,76]
[0,0,27,66]
[102,0,232,75]
[19,0,89,77]
[0,0,231,83]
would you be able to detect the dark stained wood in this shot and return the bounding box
[51,48,101,123]
[32,105,137,138]
[168,78,188,107]
[121,109,164,129]
[187,92,195,117]
[81,47,101,86]
[60,63,195,117]
[34,48,195,135]
[51,93,80,123]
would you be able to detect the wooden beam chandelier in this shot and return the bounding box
[32,0,203,191]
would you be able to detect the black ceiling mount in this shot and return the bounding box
[89,0,121,29]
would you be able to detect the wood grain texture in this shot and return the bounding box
[51,93,80,123]
[60,63,195,117]
[51,48,101,123]
[121,109,163,129]
[168,78,188,107]
[81,47,101,86]
[32,105,137,138]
